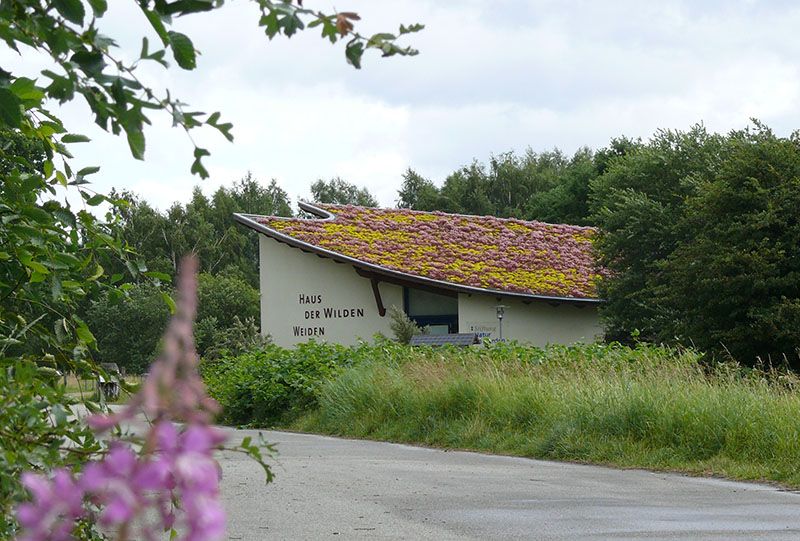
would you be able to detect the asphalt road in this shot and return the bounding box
[218,429,800,540]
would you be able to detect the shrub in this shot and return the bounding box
[85,283,171,374]
[202,341,372,426]
[388,306,426,344]
[195,273,260,357]
[197,272,259,330]
[202,316,269,360]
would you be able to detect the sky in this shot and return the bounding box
[5,0,800,210]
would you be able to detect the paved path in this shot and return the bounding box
[218,430,800,540]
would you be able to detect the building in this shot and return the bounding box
[234,203,604,347]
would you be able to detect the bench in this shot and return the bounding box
[409,333,480,347]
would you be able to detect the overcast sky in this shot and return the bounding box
[6,0,800,209]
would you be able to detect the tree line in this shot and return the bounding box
[109,122,799,369]
[4,122,798,371]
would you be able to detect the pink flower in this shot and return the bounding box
[16,259,230,541]
[16,469,84,541]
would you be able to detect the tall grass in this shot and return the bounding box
[293,342,800,487]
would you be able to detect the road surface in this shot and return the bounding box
[218,429,800,540]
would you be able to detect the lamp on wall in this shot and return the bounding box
[495,305,507,342]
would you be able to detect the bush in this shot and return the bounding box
[85,283,171,374]
[202,316,268,360]
[195,273,260,356]
[197,272,259,329]
[201,341,375,426]
[388,306,426,344]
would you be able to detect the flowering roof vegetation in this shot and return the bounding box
[256,204,602,300]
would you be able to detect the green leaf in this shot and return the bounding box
[345,40,365,69]
[70,50,105,75]
[0,87,22,127]
[144,271,172,282]
[191,146,210,178]
[140,37,150,58]
[369,33,397,42]
[53,252,81,267]
[62,133,91,143]
[10,77,45,101]
[161,291,176,315]
[399,23,425,34]
[206,112,234,142]
[19,252,49,275]
[87,0,108,17]
[51,276,63,300]
[168,32,197,70]
[127,129,145,160]
[259,12,280,38]
[74,319,96,346]
[53,0,86,25]
[141,8,169,45]
[77,166,100,176]
[89,263,104,281]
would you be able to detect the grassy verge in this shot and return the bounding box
[289,342,800,487]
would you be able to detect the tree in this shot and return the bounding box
[659,124,800,365]
[591,122,800,366]
[310,177,378,207]
[525,147,598,226]
[110,174,292,287]
[396,148,605,225]
[195,272,261,356]
[396,168,442,210]
[440,161,494,215]
[590,125,726,343]
[85,283,172,374]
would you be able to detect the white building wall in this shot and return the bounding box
[259,236,403,347]
[458,294,602,345]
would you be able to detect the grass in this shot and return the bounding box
[290,342,800,488]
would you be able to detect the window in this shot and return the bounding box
[404,287,458,333]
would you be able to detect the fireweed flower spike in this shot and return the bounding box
[16,470,84,541]
[16,256,228,541]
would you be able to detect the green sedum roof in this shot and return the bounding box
[253,204,602,300]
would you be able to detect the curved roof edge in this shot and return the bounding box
[233,202,603,305]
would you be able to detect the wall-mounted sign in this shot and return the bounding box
[465,321,498,339]
[293,293,366,337]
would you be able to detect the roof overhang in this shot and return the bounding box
[233,202,603,306]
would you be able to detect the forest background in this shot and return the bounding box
[7,120,794,373]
